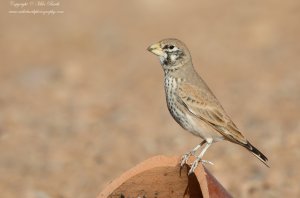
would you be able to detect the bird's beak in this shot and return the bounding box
[147,42,164,56]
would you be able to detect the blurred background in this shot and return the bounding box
[1,0,300,197]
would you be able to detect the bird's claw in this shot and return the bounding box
[201,159,214,166]
[180,151,195,167]
[188,158,214,175]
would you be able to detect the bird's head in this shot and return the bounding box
[147,38,191,71]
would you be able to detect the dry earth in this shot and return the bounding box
[0,1,300,197]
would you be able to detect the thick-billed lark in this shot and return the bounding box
[147,38,269,175]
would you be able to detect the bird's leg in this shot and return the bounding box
[188,138,214,175]
[180,140,206,167]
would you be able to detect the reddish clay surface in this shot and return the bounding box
[99,155,231,198]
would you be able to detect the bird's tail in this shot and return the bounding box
[242,141,269,168]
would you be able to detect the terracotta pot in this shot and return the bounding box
[98,155,232,198]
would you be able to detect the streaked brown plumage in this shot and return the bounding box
[147,38,269,174]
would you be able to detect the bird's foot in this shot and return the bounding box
[188,158,214,175]
[180,151,196,167]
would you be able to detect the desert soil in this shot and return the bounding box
[0,1,300,197]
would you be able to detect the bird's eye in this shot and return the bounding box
[169,45,174,50]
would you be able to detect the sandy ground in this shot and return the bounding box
[0,1,300,197]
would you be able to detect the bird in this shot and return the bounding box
[147,38,269,175]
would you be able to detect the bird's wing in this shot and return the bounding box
[176,82,247,144]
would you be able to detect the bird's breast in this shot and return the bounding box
[163,76,192,130]
[164,76,180,102]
